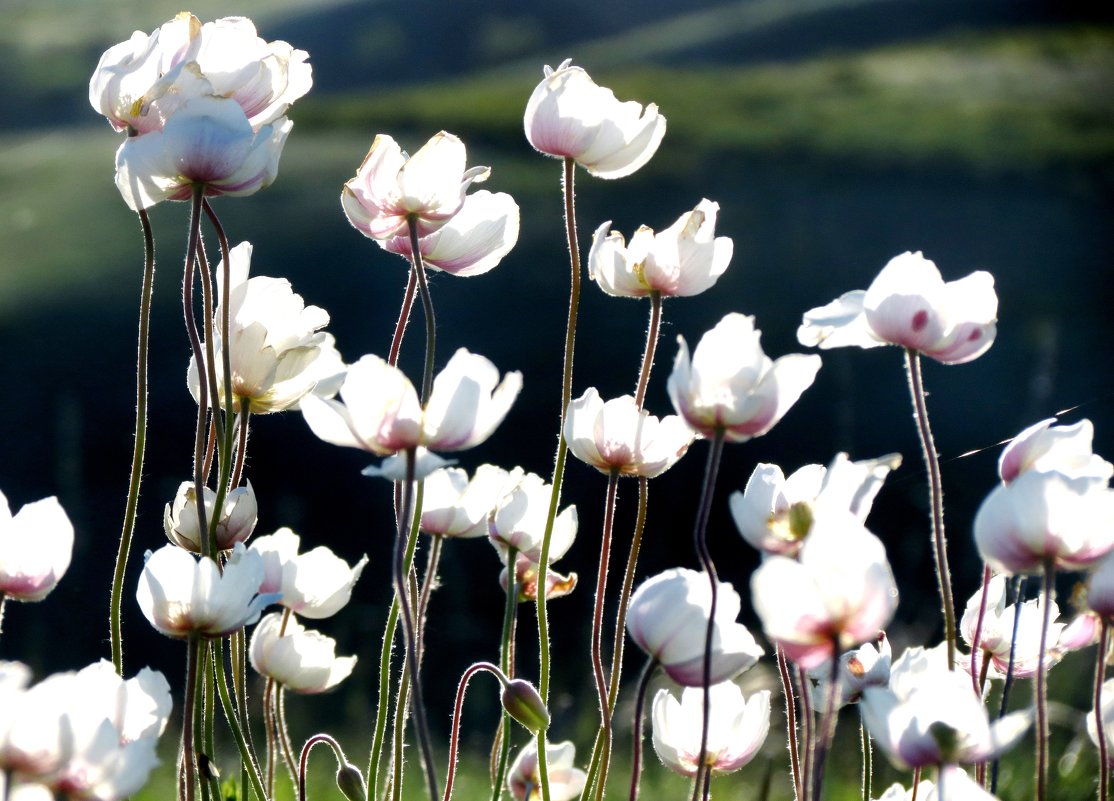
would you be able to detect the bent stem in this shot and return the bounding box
[388,267,418,368]
[690,430,726,801]
[1035,559,1055,801]
[408,216,437,402]
[633,292,662,409]
[445,662,504,801]
[628,657,657,801]
[903,348,957,669]
[299,734,351,801]
[110,205,155,675]
[970,564,993,695]
[776,646,802,801]
[1096,620,1110,801]
[182,186,212,558]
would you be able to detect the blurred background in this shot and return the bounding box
[0,0,1111,795]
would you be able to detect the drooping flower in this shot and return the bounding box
[751,509,898,669]
[489,472,577,565]
[249,612,356,693]
[797,251,998,365]
[588,199,732,298]
[341,132,490,240]
[564,389,693,478]
[300,348,522,475]
[114,95,291,211]
[651,681,770,777]
[420,464,523,538]
[524,60,666,179]
[0,661,171,801]
[626,568,764,686]
[249,528,367,620]
[506,739,586,801]
[0,491,74,603]
[668,312,821,443]
[187,241,331,414]
[998,417,1113,484]
[136,543,274,638]
[861,645,1030,770]
[164,480,257,552]
[730,452,900,557]
[90,13,311,135]
[959,574,1065,679]
[379,190,520,277]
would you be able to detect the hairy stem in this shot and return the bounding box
[182,186,212,558]
[633,292,662,409]
[491,547,519,801]
[777,646,802,801]
[1035,560,1055,801]
[1096,620,1110,801]
[991,575,1026,795]
[628,658,657,801]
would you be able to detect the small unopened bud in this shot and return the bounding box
[501,678,550,733]
[336,763,367,801]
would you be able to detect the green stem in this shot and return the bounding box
[903,348,956,669]
[627,658,657,801]
[860,714,872,801]
[277,686,298,791]
[810,637,842,801]
[1035,559,1055,801]
[633,292,662,409]
[1096,621,1110,801]
[183,635,201,801]
[798,667,813,801]
[213,637,269,801]
[194,237,226,474]
[691,431,726,801]
[970,564,993,696]
[109,205,155,675]
[587,470,620,801]
[777,646,802,801]
[491,546,519,801]
[182,185,212,559]
[202,640,216,801]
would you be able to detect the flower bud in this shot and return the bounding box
[500,678,550,734]
[336,763,367,801]
[164,481,258,552]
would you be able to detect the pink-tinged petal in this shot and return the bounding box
[797,289,882,350]
[999,417,1112,484]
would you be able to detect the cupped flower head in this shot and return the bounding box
[564,388,693,478]
[249,612,355,693]
[588,199,732,298]
[524,60,665,179]
[626,568,764,686]
[861,649,1030,769]
[797,251,997,365]
[506,739,586,801]
[807,633,892,709]
[974,468,1114,575]
[114,95,291,211]
[341,132,490,240]
[249,528,367,620]
[489,472,577,565]
[668,312,821,443]
[651,682,770,777]
[998,417,1113,484]
[164,480,257,552]
[90,13,311,135]
[379,190,520,277]
[751,510,898,669]
[959,574,1064,679]
[301,348,522,473]
[730,452,900,557]
[0,491,73,602]
[136,543,274,638]
[421,464,523,538]
[187,242,331,414]
[0,661,171,801]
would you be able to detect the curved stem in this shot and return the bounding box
[1035,559,1055,801]
[444,662,503,801]
[633,293,662,409]
[277,686,298,791]
[408,217,437,403]
[416,534,444,657]
[970,564,993,695]
[393,448,439,801]
[904,348,957,669]
[195,237,226,467]
[388,268,418,368]
[182,186,212,558]
[691,430,726,801]
[1096,620,1110,801]
[110,206,155,675]
[991,575,1026,795]
[230,407,251,491]
[776,646,802,801]
[201,200,236,437]
[628,658,657,801]
[299,734,350,801]
[810,637,842,801]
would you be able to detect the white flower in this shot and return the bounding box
[250,528,367,620]
[564,388,693,478]
[506,739,586,801]
[524,60,665,179]
[807,633,892,708]
[489,473,576,565]
[136,543,274,637]
[751,510,897,669]
[588,199,732,298]
[341,131,490,240]
[998,417,1113,484]
[0,491,73,602]
[668,312,821,443]
[420,464,523,538]
[626,568,764,686]
[730,452,900,556]
[651,682,770,777]
[379,190,520,277]
[959,574,1064,679]
[797,251,997,365]
[164,480,257,551]
[249,612,356,693]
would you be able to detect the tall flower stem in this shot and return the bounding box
[408,217,437,401]
[903,348,957,669]
[194,640,212,801]
[776,646,803,801]
[298,734,352,801]
[1035,559,1055,801]
[627,657,657,801]
[691,429,726,801]
[393,448,439,801]
[990,575,1026,795]
[810,637,842,801]
[491,547,519,801]
[1095,620,1110,801]
[182,186,212,558]
[535,155,584,801]
[798,667,814,801]
[182,634,201,801]
[859,715,872,801]
[970,564,993,695]
[388,269,418,368]
[109,206,155,675]
[194,239,226,473]
[444,662,503,801]
[585,469,621,801]
[633,293,662,408]
[212,637,269,801]
[416,534,444,651]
